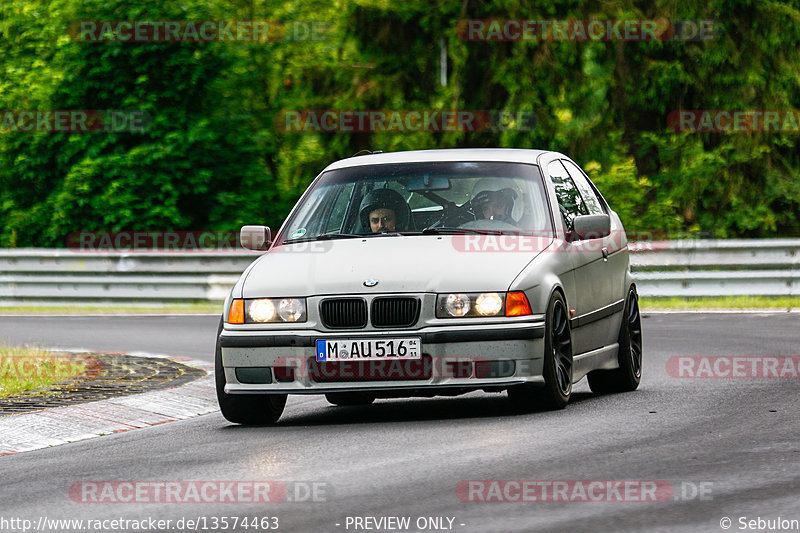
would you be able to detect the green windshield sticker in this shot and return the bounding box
[290,228,307,238]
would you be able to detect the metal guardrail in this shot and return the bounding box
[0,251,258,303]
[629,239,800,297]
[0,240,798,303]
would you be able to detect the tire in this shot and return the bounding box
[215,318,287,424]
[325,392,376,406]
[508,292,573,412]
[587,287,643,394]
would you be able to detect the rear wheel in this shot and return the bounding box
[215,318,287,424]
[508,292,573,412]
[587,288,642,394]
[325,392,376,406]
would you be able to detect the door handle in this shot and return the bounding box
[602,247,609,261]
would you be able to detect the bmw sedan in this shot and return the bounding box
[215,148,642,424]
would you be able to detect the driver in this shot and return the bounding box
[358,188,410,233]
[470,178,520,224]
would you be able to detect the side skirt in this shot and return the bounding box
[572,343,619,382]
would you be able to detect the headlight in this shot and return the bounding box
[248,299,276,322]
[475,292,503,316]
[244,298,307,323]
[444,293,471,317]
[278,298,306,322]
[436,292,531,318]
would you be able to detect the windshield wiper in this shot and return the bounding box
[419,227,517,236]
[315,233,363,240]
[284,233,363,244]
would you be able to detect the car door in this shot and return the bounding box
[561,159,627,345]
[546,159,608,353]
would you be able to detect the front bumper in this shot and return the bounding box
[220,321,547,394]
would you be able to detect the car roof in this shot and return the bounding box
[323,148,560,171]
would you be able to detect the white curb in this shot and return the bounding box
[0,351,216,456]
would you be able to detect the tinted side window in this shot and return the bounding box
[548,160,587,228]
[561,159,605,215]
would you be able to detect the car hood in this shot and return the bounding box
[242,234,552,296]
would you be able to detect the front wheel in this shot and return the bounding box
[215,318,287,424]
[508,292,573,412]
[587,288,642,394]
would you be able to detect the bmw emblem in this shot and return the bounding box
[363,279,379,287]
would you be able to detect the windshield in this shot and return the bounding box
[277,161,553,243]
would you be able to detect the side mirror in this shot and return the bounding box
[571,214,610,240]
[240,225,271,251]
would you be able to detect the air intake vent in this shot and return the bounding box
[371,297,420,328]
[319,298,368,329]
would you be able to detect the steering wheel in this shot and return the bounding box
[423,202,475,230]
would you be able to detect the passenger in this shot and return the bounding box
[470,178,520,224]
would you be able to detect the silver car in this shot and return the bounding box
[215,148,642,424]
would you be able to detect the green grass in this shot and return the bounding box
[0,302,222,314]
[0,345,91,398]
[640,296,800,310]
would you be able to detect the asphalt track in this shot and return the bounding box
[0,313,798,533]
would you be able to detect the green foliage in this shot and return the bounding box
[1,0,800,245]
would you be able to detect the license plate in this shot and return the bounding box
[316,337,421,362]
